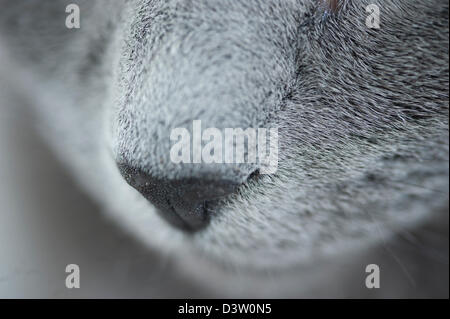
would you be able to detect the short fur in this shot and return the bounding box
[0,0,448,296]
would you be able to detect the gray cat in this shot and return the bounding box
[0,0,448,297]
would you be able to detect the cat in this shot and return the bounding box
[0,0,448,297]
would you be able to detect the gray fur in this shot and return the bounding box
[0,0,448,296]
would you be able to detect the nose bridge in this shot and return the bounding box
[115,0,298,182]
[134,0,300,123]
[113,0,298,230]
[148,24,275,127]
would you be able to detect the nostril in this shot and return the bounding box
[117,163,240,231]
[246,169,261,183]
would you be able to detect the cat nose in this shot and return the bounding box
[117,164,240,231]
